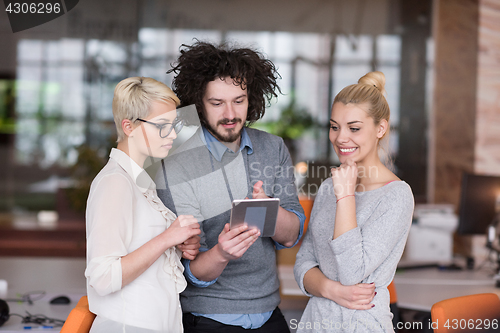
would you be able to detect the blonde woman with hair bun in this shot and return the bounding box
[294,72,414,332]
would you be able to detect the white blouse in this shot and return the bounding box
[85,148,185,333]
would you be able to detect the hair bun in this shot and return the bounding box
[358,71,386,96]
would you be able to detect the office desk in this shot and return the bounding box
[0,257,86,332]
[0,294,82,332]
[394,267,500,312]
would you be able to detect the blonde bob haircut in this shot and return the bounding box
[112,77,180,142]
[333,71,390,148]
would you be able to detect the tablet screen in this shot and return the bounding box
[244,207,267,232]
[229,198,280,237]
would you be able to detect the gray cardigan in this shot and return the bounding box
[294,179,414,332]
[156,127,304,314]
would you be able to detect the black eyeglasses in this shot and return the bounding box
[136,118,184,138]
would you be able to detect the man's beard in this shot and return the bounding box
[205,118,244,143]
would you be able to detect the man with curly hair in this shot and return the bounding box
[156,41,305,333]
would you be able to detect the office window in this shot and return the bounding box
[15,39,86,167]
[2,24,425,214]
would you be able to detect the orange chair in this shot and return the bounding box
[299,197,314,233]
[388,280,398,304]
[430,293,500,333]
[60,296,96,333]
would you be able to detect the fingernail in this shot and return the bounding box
[374,292,377,295]
[371,304,375,308]
[370,282,375,284]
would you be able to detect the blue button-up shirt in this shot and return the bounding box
[183,126,305,329]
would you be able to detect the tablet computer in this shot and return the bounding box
[229,198,280,237]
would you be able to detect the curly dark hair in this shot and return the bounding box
[167,40,282,126]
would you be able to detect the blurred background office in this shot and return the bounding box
[0,0,499,259]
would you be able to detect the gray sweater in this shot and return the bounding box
[156,127,304,314]
[294,179,414,333]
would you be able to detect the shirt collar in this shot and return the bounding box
[109,148,155,193]
[199,126,253,162]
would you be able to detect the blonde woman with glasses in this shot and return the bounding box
[85,77,200,332]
